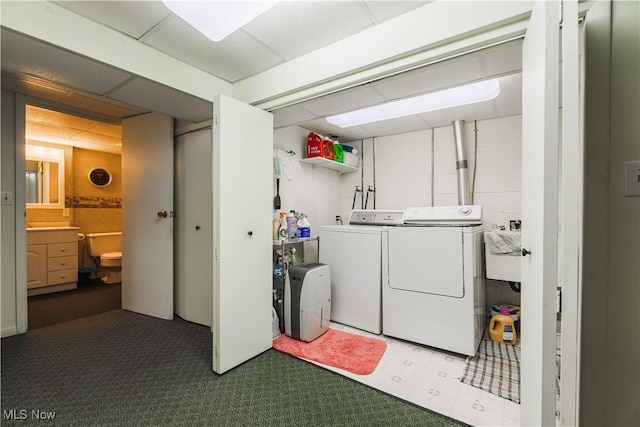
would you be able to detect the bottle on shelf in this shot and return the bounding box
[298,213,311,238]
[306,132,323,158]
[322,137,335,160]
[286,210,299,241]
[333,140,344,163]
[278,212,287,241]
[273,254,284,281]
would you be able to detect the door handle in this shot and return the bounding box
[247,231,253,236]
[157,210,168,218]
[522,248,531,257]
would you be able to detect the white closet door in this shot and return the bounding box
[212,95,273,374]
[520,1,562,425]
[121,113,174,320]
[175,128,213,327]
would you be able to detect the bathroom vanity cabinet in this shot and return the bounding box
[27,227,80,296]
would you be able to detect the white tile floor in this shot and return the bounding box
[310,322,522,426]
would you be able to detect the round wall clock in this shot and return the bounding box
[88,167,112,187]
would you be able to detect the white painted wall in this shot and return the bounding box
[340,116,522,228]
[1,90,18,337]
[273,126,343,231]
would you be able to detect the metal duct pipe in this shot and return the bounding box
[452,120,471,205]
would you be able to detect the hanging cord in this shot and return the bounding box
[471,120,479,204]
[430,128,435,207]
[372,137,376,209]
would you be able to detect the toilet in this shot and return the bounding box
[85,232,122,284]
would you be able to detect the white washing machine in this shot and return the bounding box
[382,205,485,356]
[319,210,404,334]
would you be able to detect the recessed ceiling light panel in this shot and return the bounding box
[163,1,279,42]
[326,79,501,128]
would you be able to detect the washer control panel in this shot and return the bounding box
[349,210,405,225]
[404,205,482,225]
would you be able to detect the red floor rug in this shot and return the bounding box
[273,328,387,375]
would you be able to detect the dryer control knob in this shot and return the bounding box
[459,207,472,216]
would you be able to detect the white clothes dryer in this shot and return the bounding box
[382,206,485,356]
[319,210,404,334]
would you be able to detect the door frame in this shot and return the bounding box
[558,1,582,425]
[13,93,28,335]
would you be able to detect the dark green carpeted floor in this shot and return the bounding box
[1,310,466,427]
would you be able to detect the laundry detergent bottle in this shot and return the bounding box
[333,141,344,163]
[298,214,311,238]
[286,211,299,241]
[489,306,517,345]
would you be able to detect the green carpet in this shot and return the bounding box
[1,310,465,427]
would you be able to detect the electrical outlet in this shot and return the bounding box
[1,191,13,205]
[62,208,70,217]
[625,161,640,197]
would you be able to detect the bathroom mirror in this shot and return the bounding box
[25,145,65,209]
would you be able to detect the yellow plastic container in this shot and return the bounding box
[488,306,517,345]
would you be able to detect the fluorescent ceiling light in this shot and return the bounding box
[326,79,501,128]
[163,1,279,42]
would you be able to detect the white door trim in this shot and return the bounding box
[12,93,28,334]
[559,1,582,425]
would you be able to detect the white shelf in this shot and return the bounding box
[299,157,357,173]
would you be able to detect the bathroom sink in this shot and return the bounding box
[27,221,74,230]
[27,222,79,231]
[27,227,80,231]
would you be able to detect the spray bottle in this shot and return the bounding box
[278,212,287,241]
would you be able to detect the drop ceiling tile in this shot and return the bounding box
[1,29,133,96]
[142,15,284,82]
[26,121,82,139]
[62,93,147,120]
[1,73,69,103]
[87,122,122,139]
[108,77,213,122]
[373,55,484,100]
[297,117,375,141]
[243,1,374,60]
[273,105,318,128]
[363,1,429,22]
[27,106,100,131]
[70,131,121,147]
[301,86,388,117]
[359,115,429,137]
[53,1,171,39]
[417,100,497,129]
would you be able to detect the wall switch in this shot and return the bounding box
[62,208,70,217]
[1,191,13,205]
[625,161,640,197]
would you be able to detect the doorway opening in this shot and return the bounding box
[24,104,124,328]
